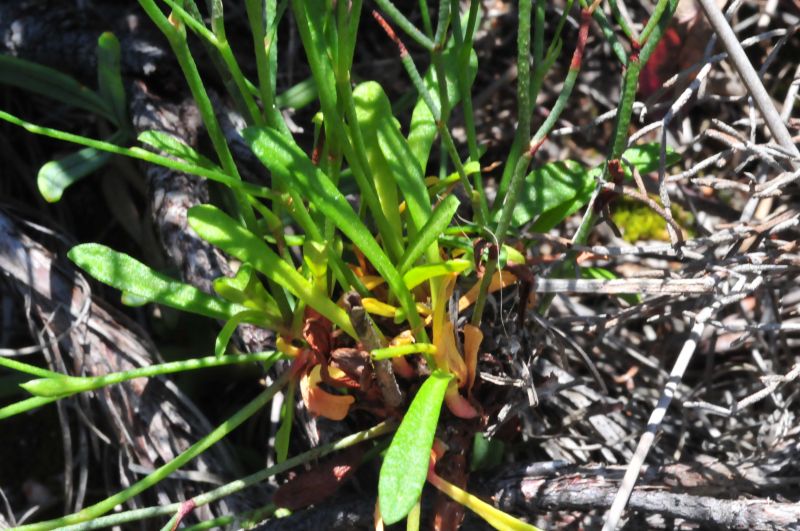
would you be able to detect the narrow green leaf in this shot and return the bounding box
[68,243,245,321]
[138,130,218,169]
[408,45,478,170]
[38,146,112,203]
[403,259,471,290]
[275,77,317,109]
[97,32,128,127]
[187,204,357,338]
[353,82,403,241]
[354,82,431,232]
[397,194,460,274]
[241,127,424,337]
[0,55,114,123]
[371,343,437,360]
[215,311,265,357]
[379,370,453,524]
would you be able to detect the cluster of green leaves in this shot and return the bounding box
[0,0,684,529]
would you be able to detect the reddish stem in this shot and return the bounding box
[371,10,408,57]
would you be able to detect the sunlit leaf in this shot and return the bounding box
[188,204,356,338]
[403,259,471,290]
[619,143,681,175]
[379,370,453,524]
[497,159,594,229]
[138,130,218,169]
[241,127,424,336]
[38,146,112,203]
[354,82,431,232]
[397,194,461,274]
[68,243,247,321]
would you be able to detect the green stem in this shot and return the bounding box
[138,0,256,231]
[640,0,671,43]
[537,0,679,315]
[580,0,628,65]
[22,351,284,398]
[452,0,488,222]
[0,396,59,421]
[245,0,292,133]
[16,371,291,531]
[473,8,591,326]
[608,0,639,42]
[372,0,435,50]
[54,421,396,531]
[163,0,265,127]
[418,0,434,37]
[496,0,543,200]
[0,110,276,199]
[0,355,62,378]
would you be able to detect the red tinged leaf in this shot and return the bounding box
[638,0,728,100]
[303,307,333,358]
[472,240,497,278]
[273,446,365,510]
[639,27,682,99]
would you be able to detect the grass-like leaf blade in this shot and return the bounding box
[354,82,431,233]
[0,55,114,123]
[97,32,128,128]
[397,194,460,274]
[68,243,247,320]
[379,370,453,524]
[138,130,219,169]
[408,45,478,169]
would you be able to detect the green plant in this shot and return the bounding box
[0,0,682,528]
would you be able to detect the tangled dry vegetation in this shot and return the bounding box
[1,0,799,529]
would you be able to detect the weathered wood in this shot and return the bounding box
[0,208,263,520]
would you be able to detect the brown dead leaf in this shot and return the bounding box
[273,446,364,510]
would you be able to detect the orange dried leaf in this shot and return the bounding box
[463,324,483,395]
[300,365,355,420]
[437,321,467,387]
[458,271,518,313]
